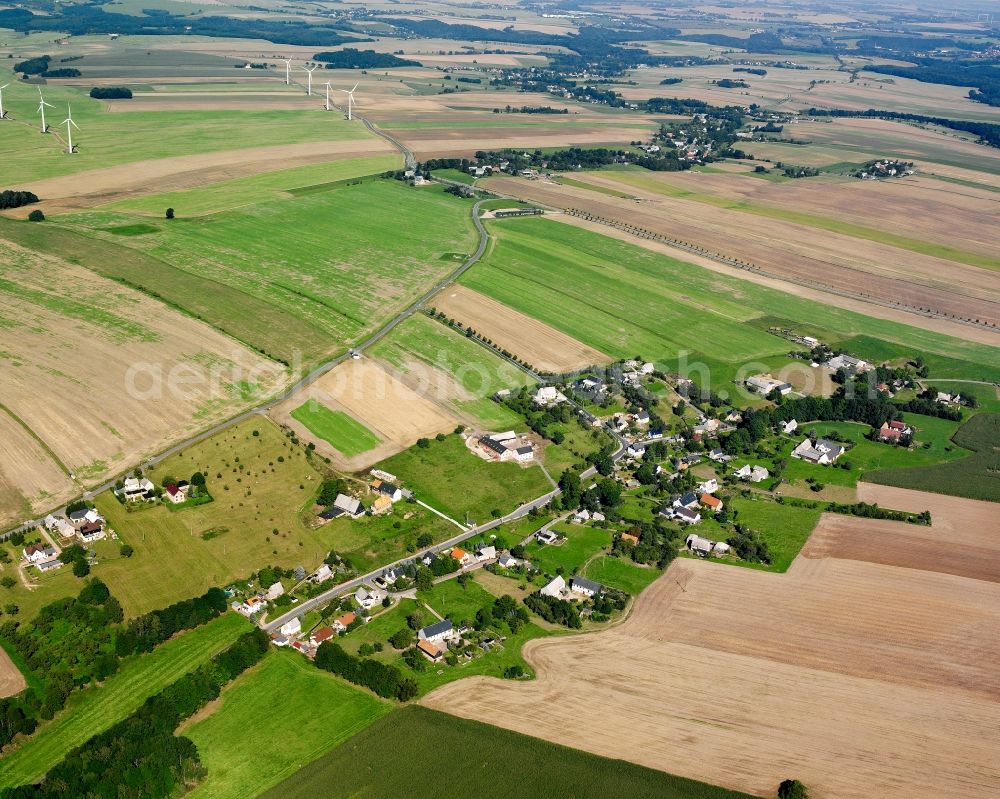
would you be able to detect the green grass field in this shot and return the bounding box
[376,434,551,524]
[290,403,381,457]
[6,180,477,365]
[524,523,611,576]
[259,706,755,799]
[867,412,1000,502]
[184,650,390,799]
[91,419,336,616]
[0,72,371,184]
[318,506,455,573]
[461,218,1000,388]
[370,314,529,428]
[584,556,663,594]
[726,497,821,572]
[0,613,249,788]
[110,155,401,216]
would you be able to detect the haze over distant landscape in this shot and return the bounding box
[0,1,998,797]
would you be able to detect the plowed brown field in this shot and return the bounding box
[424,488,1000,799]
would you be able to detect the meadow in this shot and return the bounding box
[49,180,478,364]
[726,497,821,573]
[91,419,333,616]
[0,613,249,788]
[258,706,754,799]
[370,313,529,428]
[524,523,611,576]
[376,433,552,524]
[184,650,390,799]
[461,218,1000,387]
[290,404,381,458]
[0,71,370,184]
[109,155,402,216]
[584,555,662,595]
[867,413,1000,502]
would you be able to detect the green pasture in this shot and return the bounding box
[0,613,249,788]
[726,496,821,572]
[584,556,662,594]
[524,523,611,576]
[185,650,389,799]
[377,434,551,525]
[370,314,529,428]
[259,706,754,799]
[290,403,381,457]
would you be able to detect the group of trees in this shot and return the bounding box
[524,593,582,629]
[4,629,269,799]
[613,522,680,568]
[726,526,772,564]
[115,586,228,656]
[89,86,132,99]
[312,48,418,69]
[314,641,417,701]
[12,55,50,75]
[492,105,568,114]
[0,190,38,210]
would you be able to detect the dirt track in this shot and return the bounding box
[424,489,1000,799]
[432,285,611,372]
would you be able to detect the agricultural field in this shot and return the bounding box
[290,403,382,458]
[375,433,552,524]
[369,313,529,428]
[866,413,1000,502]
[260,706,753,799]
[482,175,1000,332]
[184,650,390,799]
[460,216,1000,389]
[431,285,611,373]
[53,180,478,365]
[0,237,286,511]
[89,419,332,616]
[424,495,1000,799]
[273,357,461,471]
[0,613,249,788]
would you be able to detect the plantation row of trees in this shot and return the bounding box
[1,629,269,799]
[0,190,38,210]
[314,641,417,701]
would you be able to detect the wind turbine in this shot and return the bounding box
[303,65,317,96]
[61,104,79,154]
[342,82,358,120]
[37,89,54,133]
[324,81,332,111]
[0,84,8,119]
[282,58,292,86]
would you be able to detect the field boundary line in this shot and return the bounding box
[0,402,73,478]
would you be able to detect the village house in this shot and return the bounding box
[936,392,961,405]
[418,619,455,644]
[77,520,105,544]
[533,386,567,406]
[311,563,334,583]
[234,596,267,618]
[620,531,640,546]
[164,483,189,504]
[354,586,386,610]
[44,514,75,538]
[478,433,535,463]
[700,494,723,513]
[476,545,496,561]
[686,534,714,556]
[279,617,302,638]
[332,612,356,633]
[745,374,792,396]
[310,627,335,647]
[68,508,103,528]
[824,354,871,375]
[498,552,520,569]
[23,544,57,564]
[570,576,602,598]
[673,492,700,510]
[266,581,285,601]
[540,575,566,598]
[325,493,364,520]
[792,437,845,465]
[734,464,770,483]
[119,476,156,502]
[878,420,913,443]
[668,506,701,525]
[535,529,558,545]
[417,639,444,662]
[697,479,718,494]
[782,419,799,435]
[371,480,403,503]
[451,546,473,566]
[708,448,732,463]
[370,495,393,515]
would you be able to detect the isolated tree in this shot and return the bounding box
[165,207,175,219]
[416,437,430,449]
[415,566,433,592]
[72,558,90,578]
[27,209,44,222]
[120,544,134,558]
[778,779,809,799]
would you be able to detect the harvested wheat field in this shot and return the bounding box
[0,241,287,494]
[0,647,25,699]
[24,140,393,211]
[432,285,611,372]
[484,176,1000,327]
[424,498,1000,799]
[271,358,459,470]
[0,409,75,527]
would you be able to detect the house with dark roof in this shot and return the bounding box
[418,619,455,643]
[570,576,602,598]
[674,492,699,510]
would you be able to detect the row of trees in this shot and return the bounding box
[2,629,269,799]
[314,641,417,701]
[89,87,132,99]
[116,586,228,656]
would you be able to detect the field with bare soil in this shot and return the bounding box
[432,285,611,372]
[424,489,1000,799]
[0,410,75,528]
[0,241,286,499]
[0,647,26,699]
[270,358,460,471]
[483,175,1000,327]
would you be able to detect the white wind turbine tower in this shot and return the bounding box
[61,104,80,154]
[324,81,332,111]
[37,88,54,133]
[0,84,9,119]
[342,82,358,120]
[282,57,292,85]
[303,65,317,96]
